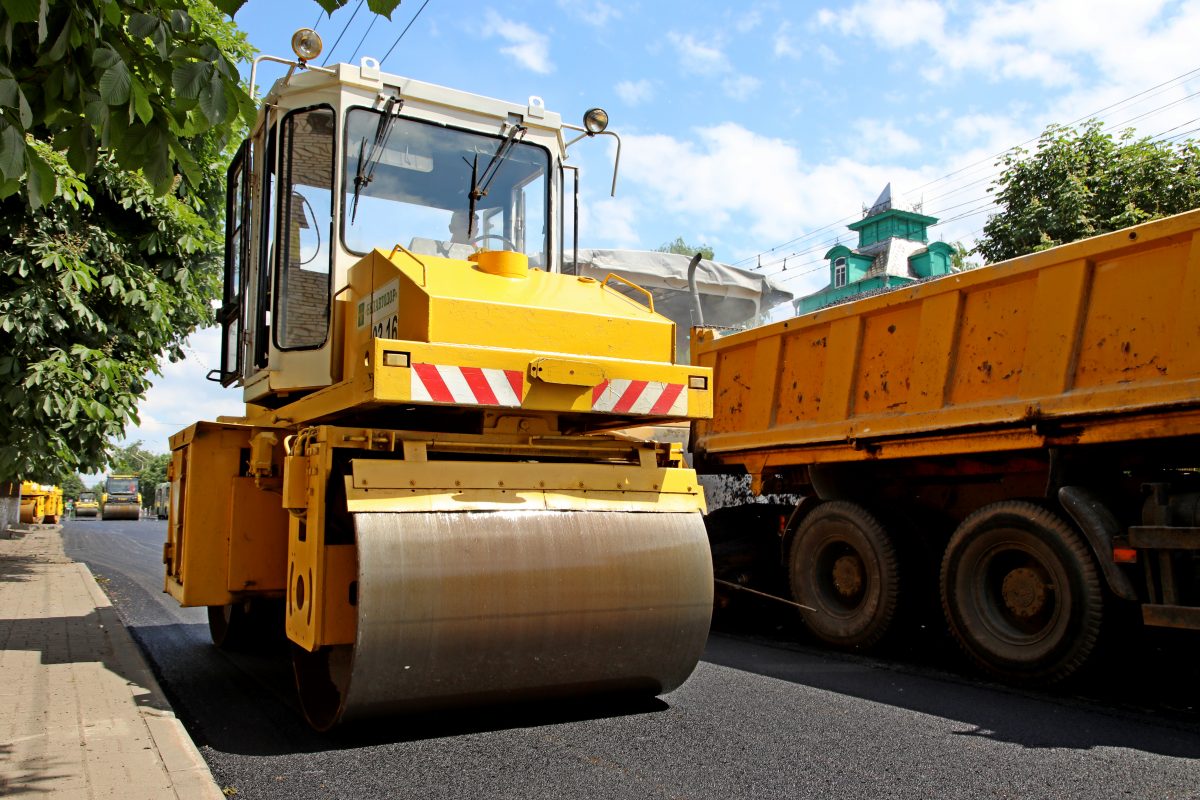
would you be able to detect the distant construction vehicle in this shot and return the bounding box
[153,482,169,520]
[100,475,141,521]
[75,491,99,518]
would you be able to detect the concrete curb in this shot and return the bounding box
[76,560,225,800]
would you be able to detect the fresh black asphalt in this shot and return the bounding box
[62,518,1200,799]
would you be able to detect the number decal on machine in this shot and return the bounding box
[357,279,400,338]
[371,315,398,340]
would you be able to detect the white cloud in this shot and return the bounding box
[817,0,946,48]
[773,21,801,60]
[581,196,642,248]
[556,0,621,26]
[666,31,731,77]
[666,31,758,100]
[735,8,763,33]
[599,119,1004,294]
[815,43,842,68]
[813,0,1196,97]
[615,78,654,106]
[484,10,554,74]
[847,119,922,159]
[721,74,761,101]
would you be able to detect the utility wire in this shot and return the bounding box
[348,13,381,63]
[321,0,365,67]
[736,65,1200,273]
[380,0,433,68]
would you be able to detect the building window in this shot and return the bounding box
[834,257,848,288]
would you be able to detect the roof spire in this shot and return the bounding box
[866,182,893,217]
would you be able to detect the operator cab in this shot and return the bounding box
[216,30,612,406]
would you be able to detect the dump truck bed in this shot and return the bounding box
[692,210,1200,475]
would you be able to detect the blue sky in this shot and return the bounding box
[119,0,1200,457]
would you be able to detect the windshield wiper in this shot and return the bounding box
[463,123,527,239]
[350,95,403,224]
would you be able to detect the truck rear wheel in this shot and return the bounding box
[788,501,900,649]
[940,501,1102,684]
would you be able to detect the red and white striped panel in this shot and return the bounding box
[591,379,687,417]
[411,363,524,407]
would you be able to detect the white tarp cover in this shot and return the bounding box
[569,249,793,329]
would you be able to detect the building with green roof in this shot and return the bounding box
[796,184,955,314]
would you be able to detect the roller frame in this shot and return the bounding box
[277,424,712,728]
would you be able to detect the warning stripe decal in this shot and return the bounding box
[411,363,523,407]
[592,378,688,417]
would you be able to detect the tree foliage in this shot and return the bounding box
[0,1,249,485]
[215,0,400,15]
[949,241,979,271]
[0,0,257,206]
[59,471,85,499]
[0,142,221,482]
[656,236,715,261]
[977,121,1200,263]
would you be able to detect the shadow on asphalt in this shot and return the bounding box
[704,595,1200,760]
[125,619,671,758]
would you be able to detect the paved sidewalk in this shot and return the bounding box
[0,525,222,799]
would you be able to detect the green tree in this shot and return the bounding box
[60,472,85,499]
[0,2,254,491]
[977,120,1200,263]
[950,241,979,271]
[0,143,221,484]
[0,0,401,205]
[216,0,399,15]
[0,1,258,206]
[656,236,715,261]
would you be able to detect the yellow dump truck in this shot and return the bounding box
[19,482,63,524]
[692,209,1200,684]
[163,30,714,729]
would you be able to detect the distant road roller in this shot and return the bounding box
[163,30,714,729]
[75,491,99,518]
[101,474,142,520]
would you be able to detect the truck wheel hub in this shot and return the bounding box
[1001,567,1047,618]
[831,555,864,597]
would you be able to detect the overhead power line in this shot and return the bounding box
[349,13,381,63]
[381,0,433,68]
[737,65,1200,279]
[321,0,366,67]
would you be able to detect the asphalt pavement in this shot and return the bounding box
[60,516,1200,800]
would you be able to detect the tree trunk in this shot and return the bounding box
[0,481,18,533]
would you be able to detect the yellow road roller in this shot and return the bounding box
[163,30,714,729]
[19,482,62,524]
[100,474,142,520]
[75,490,99,518]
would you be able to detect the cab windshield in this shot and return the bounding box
[79,493,96,503]
[342,108,551,267]
[106,479,138,495]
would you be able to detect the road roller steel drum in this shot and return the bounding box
[294,510,712,729]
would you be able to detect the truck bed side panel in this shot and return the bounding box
[693,211,1200,467]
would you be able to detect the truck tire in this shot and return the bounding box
[940,501,1103,684]
[787,501,900,649]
